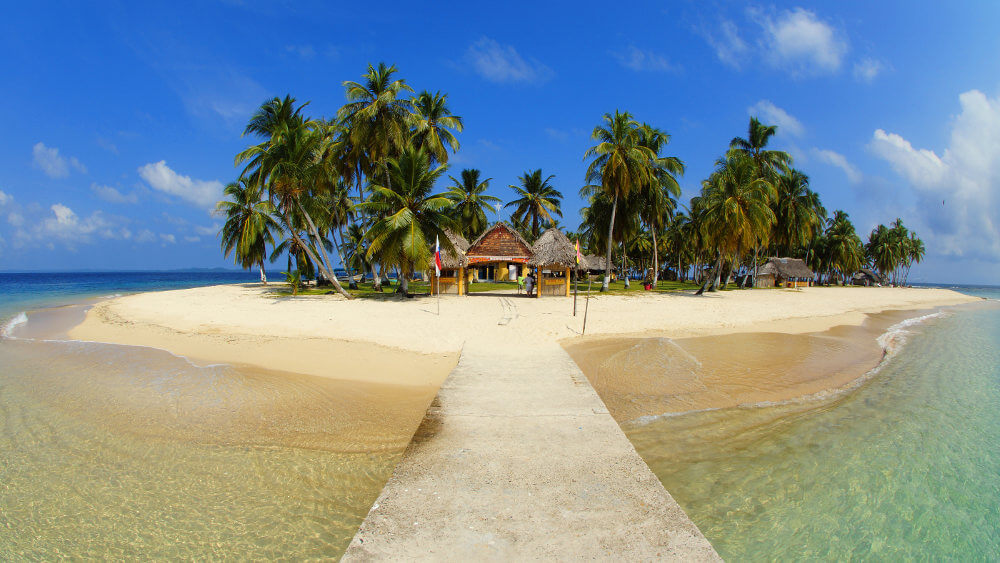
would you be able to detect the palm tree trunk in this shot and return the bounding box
[695,253,722,295]
[337,225,359,289]
[710,253,723,292]
[259,260,267,284]
[651,227,659,287]
[622,249,630,289]
[279,211,352,299]
[293,199,339,283]
[601,193,618,292]
[329,227,355,290]
[751,245,759,289]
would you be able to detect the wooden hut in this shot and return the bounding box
[852,268,883,287]
[429,230,470,295]
[464,222,533,284]
[755,257,815,288]
[528,228,576,297]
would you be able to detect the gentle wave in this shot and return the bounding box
[630,311,948,425]
[1,312,28,338]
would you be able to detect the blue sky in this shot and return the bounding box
[1,1,998,284]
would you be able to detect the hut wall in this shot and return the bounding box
[541,276,568,296]
[754,274,777,288]
[430,269,464,295]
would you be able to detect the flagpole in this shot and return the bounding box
[437,275,440,315]
[582,279,592,335]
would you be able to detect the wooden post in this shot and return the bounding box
[565,267,570,297]
[582,279,592,334]
[573,267,578,316]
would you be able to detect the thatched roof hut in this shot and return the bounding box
[436,229,469,269]
[465,222,533,265]
[758,257,814,280]
[852,268,883,286]
[528,228,578,268]
[581,254,609,272]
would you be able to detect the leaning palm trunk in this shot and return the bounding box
[279,211,352,299]
[294,199,351,298]
[695,253,722,295]
[601,193,619,291]
[259,260,267,284]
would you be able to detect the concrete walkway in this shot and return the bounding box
[343,303,719,560]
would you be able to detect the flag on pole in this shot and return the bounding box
[575,239,582,265]
[434,235,442,276]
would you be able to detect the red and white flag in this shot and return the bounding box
[434,235,442,276]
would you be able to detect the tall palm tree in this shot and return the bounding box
[410,90,463,165]
[583,110,656,291]
[773,165,826,256]
[216,179,280,283]
[445,168,501,239]
[636,123,684,286]
[358,146,457,295]
[823,210,863,284]
[696,153,777,294]
[506,169,563,240]
[235,96,353,298]
[338,62,415,291]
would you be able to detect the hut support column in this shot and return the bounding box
[564,267,570,297]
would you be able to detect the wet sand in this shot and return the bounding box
[562,308,940,423]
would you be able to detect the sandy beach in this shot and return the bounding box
[69,283,977,388]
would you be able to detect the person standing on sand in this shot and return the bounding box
[525,272,535,296]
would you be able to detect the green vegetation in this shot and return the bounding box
[216,60,925,300]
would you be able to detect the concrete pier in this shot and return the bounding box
[343,332,719,560]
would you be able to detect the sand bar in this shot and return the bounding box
[66,284,978,558]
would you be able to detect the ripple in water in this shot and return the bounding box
[0,320,439,558]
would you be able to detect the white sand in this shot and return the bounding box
[70,283,978,363]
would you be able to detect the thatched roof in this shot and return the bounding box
[853,268,883,283]
[758,257,814,279]
[528,228,578,267]
[466,222,533,262]
[582,254,609,271]
[436,229,469,269]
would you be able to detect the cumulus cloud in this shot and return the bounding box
[0,190,10,207]
[748,100,805,137]
[135,229,157,243]
[853,57,884,83]
[15,204,131,249]
[92,183,138,204]
[159,233,176,244]
[465,37,552,83]
[32,142,87,178]
[614,46,679,73]
[868,89,1000,260]
[812,148,862,183]
[194,223,219,236]
[755,8,847,75]
[138,161,224,210]
[704,20,749,68]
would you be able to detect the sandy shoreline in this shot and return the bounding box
[67,284,977,378]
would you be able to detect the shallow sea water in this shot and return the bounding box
[623,293,1000,560]
[0,273,432,559]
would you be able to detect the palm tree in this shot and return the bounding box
[636,123,684,286]
[773,165,826,256]
[506,169,563,240]
[583,110,656,291]
[823,210,863,285]
[216,179,280,283]
[410,90,463,164]
[358,147,457,295]
[696,153,777,294]
[235,96,353,298]
[338,62,415,291]
[444,169,501,239]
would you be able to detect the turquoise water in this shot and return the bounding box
[631,289,1000,560]
[0,272,428,558]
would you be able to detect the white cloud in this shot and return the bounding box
[748,100,805,137]
[159,233,176,244]
[812,148,862,183]
[194,223,219,236]
[92,183,138,204]
[868,89,1000,261]
[183,235,201,243]
[136,229,157,243]
[704,20,748,68]
[853,57,884,83]
[138,161,224,210]
[614,46,679,73]
[465,37,551,83]
[8,212,24,227]
[756,8,847,75]
[27,204,129,248]
[0,190,10,207]
[32,142,86,178]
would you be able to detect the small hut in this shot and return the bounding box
[464,222,533,283]
[429,230,470,295]
[755,257,815,288]
[852,268,883,287]
[580,254,610,277]
[528,228,577,297]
